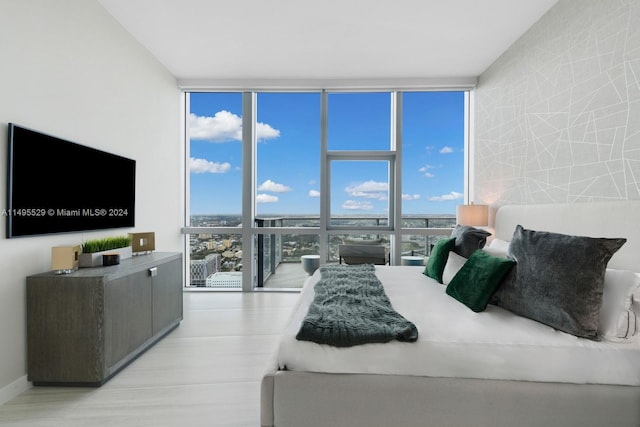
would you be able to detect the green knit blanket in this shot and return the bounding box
[295,263,419,347]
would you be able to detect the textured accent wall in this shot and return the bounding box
[475,0,640,205]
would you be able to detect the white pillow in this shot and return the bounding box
[598,268,640,342]
[489,238,510,252]
[482,238,510,258]
[482,246,507,258]
[442,251,467,286]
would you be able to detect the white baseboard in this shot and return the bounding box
[0,375,31,406]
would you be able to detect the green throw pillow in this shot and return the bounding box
[424,237,456,283]
[446,250,515,312]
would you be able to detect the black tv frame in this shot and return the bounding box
[6,123,136,238]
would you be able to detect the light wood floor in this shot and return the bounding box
[0,291,301,427]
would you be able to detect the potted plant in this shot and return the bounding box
[79,235,133,267]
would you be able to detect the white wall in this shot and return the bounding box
[0,0,182,402]
[474,0,640,206]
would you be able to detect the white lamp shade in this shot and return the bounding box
[456,204,488,226]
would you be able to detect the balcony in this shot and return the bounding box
[186,215,456,290]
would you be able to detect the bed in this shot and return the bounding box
[261,201,640,427]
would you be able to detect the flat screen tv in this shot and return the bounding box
[6,123,136,238]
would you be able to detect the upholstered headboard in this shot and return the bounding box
[494,201,640,272]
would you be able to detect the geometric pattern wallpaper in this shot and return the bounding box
[475,0,640,206]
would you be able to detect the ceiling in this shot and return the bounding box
[98,0,559,87]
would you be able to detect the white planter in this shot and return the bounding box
[79,246,133,268]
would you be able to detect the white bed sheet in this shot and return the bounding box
[277,266,640,386]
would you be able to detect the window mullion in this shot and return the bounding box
[392,91,402,265]
[319,90,329,263]
[242,91,256,292]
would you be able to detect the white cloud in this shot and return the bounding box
[258,179,291,193]
[345,180,388,200]
[309,189,320,197]
[439,146,454,154]
[419,164,436,178]
[189,111,280,142]
[189,111,241,142]
[190,157,231,174]
[342,200,374,210]
[256,122,280,141]
[429,191,463,202]
[256,193,279,203]
[402,194,420,201]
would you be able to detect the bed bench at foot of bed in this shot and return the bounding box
[261,369,640,427]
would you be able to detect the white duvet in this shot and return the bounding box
[277,266,640,386]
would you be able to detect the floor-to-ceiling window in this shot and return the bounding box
[183,89,468,290]
[400,91,466,258]
[185,92,244,287]
[255,92,321,288]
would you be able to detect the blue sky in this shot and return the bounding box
[189,91,464,216]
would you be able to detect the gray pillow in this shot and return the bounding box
[491,225,627,340]
[450,225,491,258]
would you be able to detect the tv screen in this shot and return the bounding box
[6,123,136,238]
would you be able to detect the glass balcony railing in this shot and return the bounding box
[185,215,456,289]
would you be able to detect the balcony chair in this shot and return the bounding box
[338,243,389,265]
